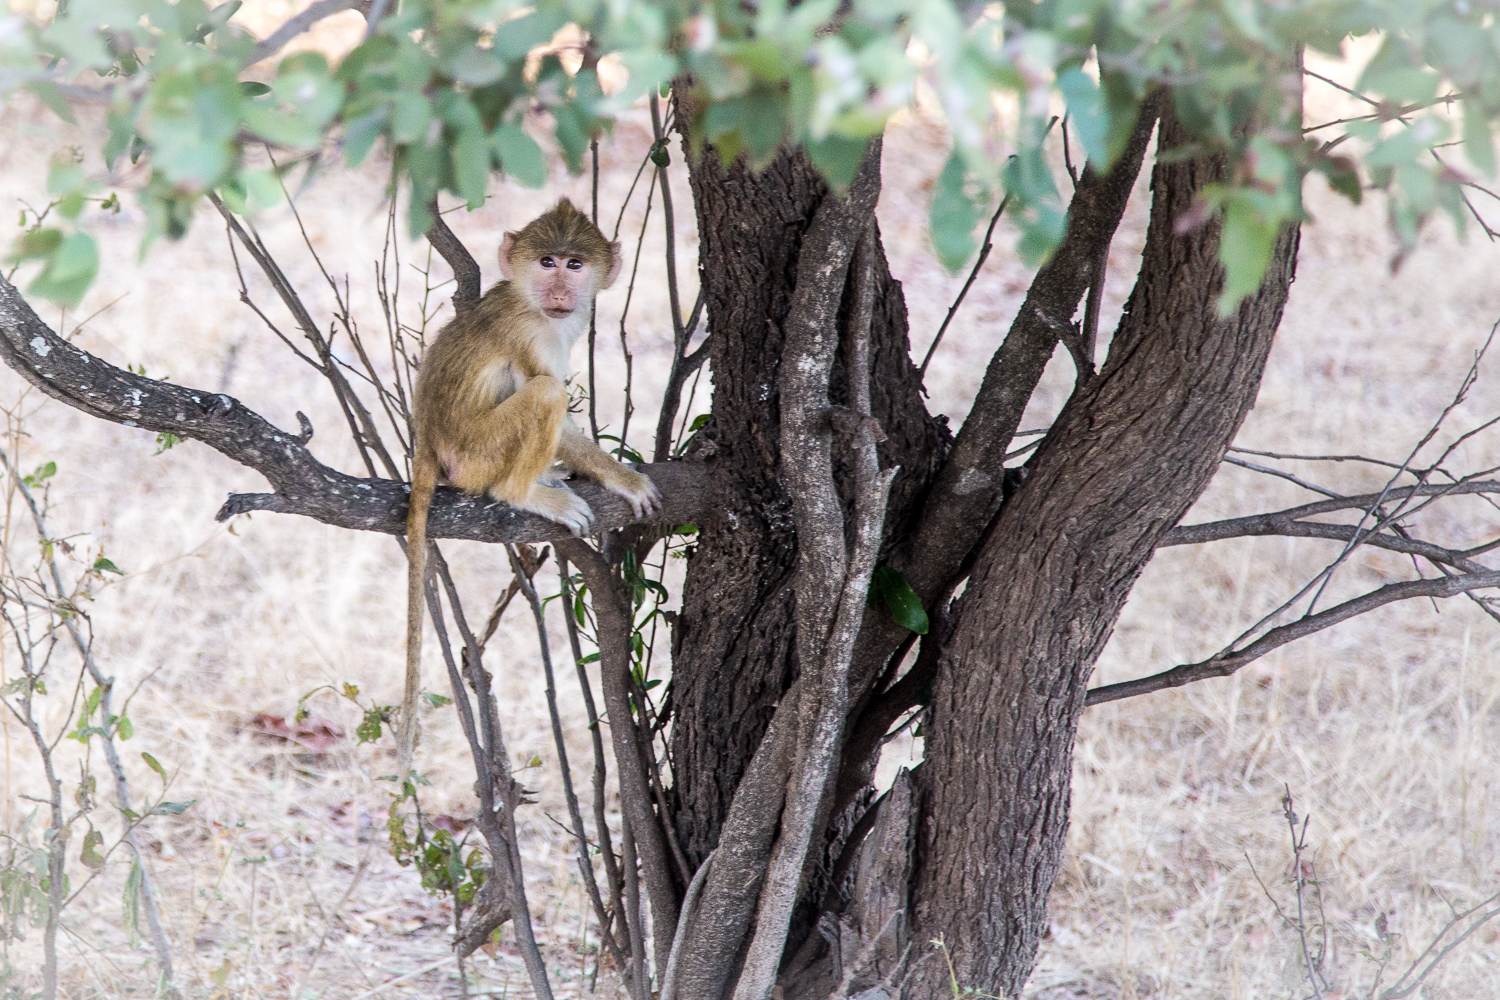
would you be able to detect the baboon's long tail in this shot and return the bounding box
[398,453,436,778]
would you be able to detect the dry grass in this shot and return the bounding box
[0,16,1498,999]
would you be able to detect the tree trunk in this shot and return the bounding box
[904,109,1301,997]
[670,140,948,869]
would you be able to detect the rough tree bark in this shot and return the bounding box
[903,109,1302,997]
[668,138,949,871]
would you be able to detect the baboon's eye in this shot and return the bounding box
[566,258,584,271]
[540,256,556,268]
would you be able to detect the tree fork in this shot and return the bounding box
[831,92,1163,831]
[906,105,1302,997]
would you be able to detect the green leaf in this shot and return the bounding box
[13,228,62,263]
[141,751,167,781]
[28,232,98,308]
[81,828,105,869]
[1359,66,1440,105]
[930,152,982,272]
[46,160,85,197]
[420,691,452,708]
[356,707,385,744]
[1316,155,1363,204]
[391,91,433,145]
[149,799,196,816]
[343,109,387,168]
[871,565,928,635]
[93,557,123,575]
[116,714,133,740]
[1463,99,1496,178]
[240,81,272,98]
[807,134,867,189]
[442,96,491,208]
[22,460,58,487]
[1057,68,1109,167]
[24,81,78,125]
[1216,193,1278,315]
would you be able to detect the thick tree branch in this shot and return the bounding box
[426,206,483,313]
[898,92,1162,607]
[823,97,1165,830]
[1086,569,1500,706]
[907,98,1302,995]
[0,273,708,542]
[737,158,891,998]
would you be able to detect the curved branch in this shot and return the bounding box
[1086,569,1500,706]
[1161,516,1490,572]
[1169,483,1500,543]
[425,205,483,312]
[0,273,708,542]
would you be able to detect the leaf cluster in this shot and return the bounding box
[4,2,1500,312]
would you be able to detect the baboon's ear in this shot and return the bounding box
[601,242,623,290]
[498,233,519,281]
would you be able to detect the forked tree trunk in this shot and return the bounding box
[669,101,1299,996]
[903,111,1301,996]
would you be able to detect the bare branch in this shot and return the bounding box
[560,539,680,972]
[508,546,634,993]
[918,194,1010,379]
[1165,481,1500,545]
[1086,569,1500,705]
[1163,515,1489,573]
[425,204,482,313]
[0,447,176,991]
[247,0,363,67]
[556,555,629,972]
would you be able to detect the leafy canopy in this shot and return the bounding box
[1,0,1497,312]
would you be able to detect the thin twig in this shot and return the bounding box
[918,194,1011,379]
[0,446,177,994]
[1086,568,1500,705]
[431,555,554,999]
[506,545,633,992]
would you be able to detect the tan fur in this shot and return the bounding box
[398,201,661,773]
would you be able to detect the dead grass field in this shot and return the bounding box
[1,13,1499,999]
